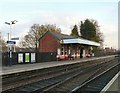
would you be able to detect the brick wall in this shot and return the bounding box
[39,34,60,52]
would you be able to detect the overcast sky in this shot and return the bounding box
[0,0,119,49]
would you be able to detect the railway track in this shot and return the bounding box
[2,57,118,93]
[2,57,113,91]
[43,58,119,92]
[71,62,119,93]
[2,57,112,91]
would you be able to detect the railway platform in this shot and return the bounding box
[1,55,116,76]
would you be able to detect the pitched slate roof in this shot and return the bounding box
[49,31,75,40]
[38,31,75,41]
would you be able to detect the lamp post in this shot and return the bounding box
[5,20,18,66]
[5,20,18,52]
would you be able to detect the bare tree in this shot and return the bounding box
[19,24,61,51]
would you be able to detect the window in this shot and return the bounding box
[61,46,64,55]
[65,51,67,55]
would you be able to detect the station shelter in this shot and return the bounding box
[38,31,100,60]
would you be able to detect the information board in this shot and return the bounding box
[31,53,35,62]
[25,53,30,62]
[18,53,23,63]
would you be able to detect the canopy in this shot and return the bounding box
[60,38,100,46]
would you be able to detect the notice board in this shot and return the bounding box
[25,53,30,62]
[31,53,35,62]
[18,53,23,63]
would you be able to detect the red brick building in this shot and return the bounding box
[38,31,100,60]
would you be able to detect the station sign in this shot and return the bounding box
[7,41,16,45]
[60,40,64,44]
[11,37,19,40]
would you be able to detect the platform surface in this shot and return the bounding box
[107,72,120,93]
[1,55,116,76]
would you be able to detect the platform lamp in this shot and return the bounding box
[5,20,18,52]
[5,20,18,66]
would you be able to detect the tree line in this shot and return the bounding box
[19,18,103,51]
[1,18,104,52]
